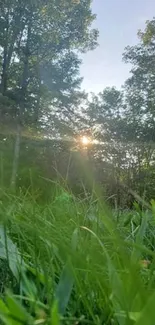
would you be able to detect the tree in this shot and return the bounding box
[0,0,98,189]
[0,0,98,121]
[123,18,155,143]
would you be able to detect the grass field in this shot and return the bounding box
[0,188,155,325]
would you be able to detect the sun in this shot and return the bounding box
[81,136,90,146]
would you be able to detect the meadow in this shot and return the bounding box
[0,187,155,325]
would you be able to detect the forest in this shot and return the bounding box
[1,1,155,324]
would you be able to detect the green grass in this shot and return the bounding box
[0,189,155,324]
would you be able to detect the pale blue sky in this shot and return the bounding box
[81,0,155,93]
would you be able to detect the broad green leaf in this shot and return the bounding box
[6,292,31,325]
[135,291,155,325]
[51,300,60,325]
[0,226,26,280]
[0,299,10,325]
[55,263,74,315]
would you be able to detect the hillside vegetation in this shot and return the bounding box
[1,1,155,324]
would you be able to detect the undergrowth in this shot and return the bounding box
[0,189,155,324]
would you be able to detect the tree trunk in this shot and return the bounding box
[10,20,32,191]
[1,46,8,95]
[0,9,9,95]
[19,21,31,121]
[10,124,21,191]
[34,65,41,123]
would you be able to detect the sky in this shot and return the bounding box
[80,0,155,93]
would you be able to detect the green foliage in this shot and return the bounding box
[0,225,25,281]
[0,193,155,324]
[1,3,155,206]
[2,7,155,325]
[0,0,98,127]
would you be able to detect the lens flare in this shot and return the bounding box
[81,136,90,146]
